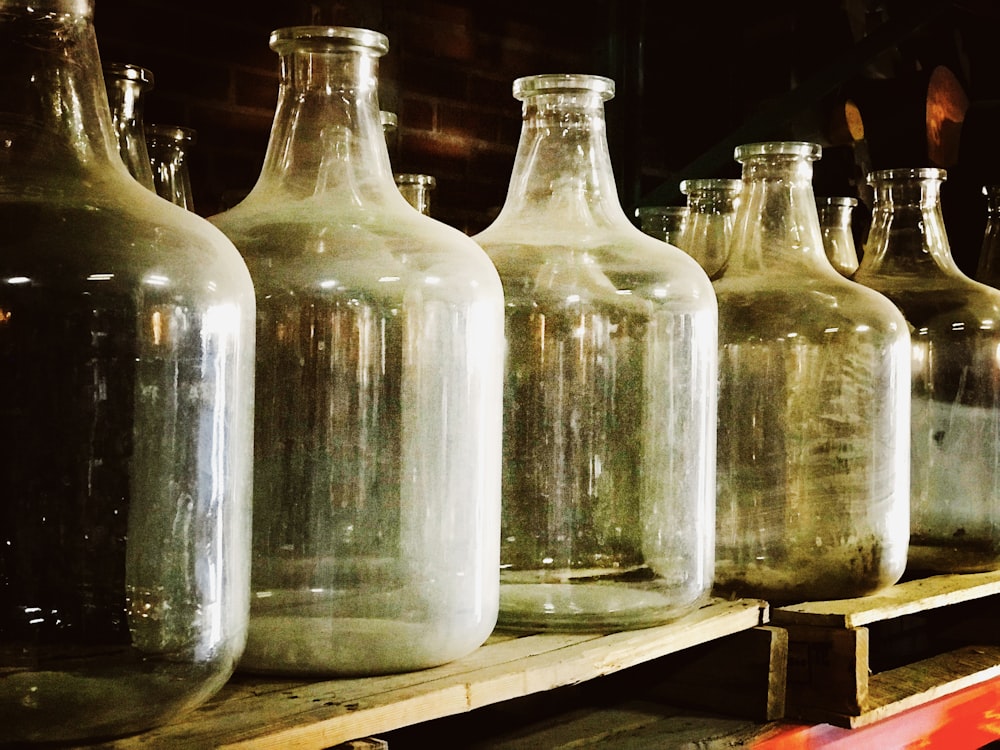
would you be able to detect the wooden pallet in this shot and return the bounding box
[95,597,767,750]
[771,569,1000,728]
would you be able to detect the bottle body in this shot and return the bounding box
[713,143,910,603]
[1,3,255,742]
[678,178,742,279]
[817,196,861,277]
[476,75,717,631]
[211,27,504,675]
[855,168,1000,573]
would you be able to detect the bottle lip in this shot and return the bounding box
[380,111,398,129]
[680,178,743,194]
[867,167,947,184]
[104,61,154,88]
[394,173,436,187]
[734,141,822,162]
[269,26,389,56]
[513,74,615,102]
[635,205,689,217]
[146,123,197,144]
[816,196,858,207]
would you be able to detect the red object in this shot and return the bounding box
[752,676,1000,748]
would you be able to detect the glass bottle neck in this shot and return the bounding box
[860,174,959,276]
[726,153,831,275]
[489,90,630,230]
[251,41,396,202]
[0,0,125,188]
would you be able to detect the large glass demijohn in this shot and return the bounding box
[0,0,256,742]
[210,26,505,675]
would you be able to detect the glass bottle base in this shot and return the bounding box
[906,538,1000,575]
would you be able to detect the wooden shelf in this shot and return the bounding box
[771,569,1000,728]
[96,598,766,749]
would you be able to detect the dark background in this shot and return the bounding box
[94,0,1000,272]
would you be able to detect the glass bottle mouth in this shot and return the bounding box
[104,62,154,88]
[816,196,858,207]
[513,74,615,102]
[680,178,743,194]
[394,173,436,187]
[734,141,822,162]
[146,124,196,144]
[269,26,389,56]
[867,167,947,185]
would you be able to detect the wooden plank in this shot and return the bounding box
[99,598,765,750]
[771,569,1000,629]
[807,644,1000,728]
[651,626,788,721]
[784,625,868,718]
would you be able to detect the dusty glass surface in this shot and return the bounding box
[713,142,910,603]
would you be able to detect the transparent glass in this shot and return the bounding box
[678,178,742,279]
[473,74,718,631]
[855,168,1000,573]
[635,204,688,246]
[394,172,436,216]
[146,124,197,211]
[714,142,910,603]
[975,184,1000,288]
[210,26,505,675]
[103,61,155,191]
[817,196,860,277]
[0,1,255,743]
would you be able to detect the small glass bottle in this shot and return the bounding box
[854,168,1000,573]
[394,172,436,215]
[146,124,197,211]
[817,196,861,277]
[678,178,742,279]
[0,1,255,743]
[103,61,156,191]
[714,142,910,603]
[635,204,689,246]
[210,26,505,675]
[474,74,718,632]
[975,184,1000,288]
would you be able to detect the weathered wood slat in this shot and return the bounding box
[771,570,1000,629]
[97,598,765,750]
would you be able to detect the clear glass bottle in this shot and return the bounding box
[975,184,1000,288]
[210,26,505,675]
[103,61,156,191]
[394,172,436,215]
[635,204,689,246]
[817,196,861,277]
[714,142,910,603]
[473,74,718,632]
[146,124,197,211]
[678,178,742,279]
[854,168,1000,573]
[0,1,256,743]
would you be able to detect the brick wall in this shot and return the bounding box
[94,0,606,233]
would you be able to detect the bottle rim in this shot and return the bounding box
[146,123,197,144]
[394,173,436,187]
[513,74,615,102]
[380,111,398,129]
[816,196,858,207]
[680,178,743,194]
[734,141,822,162]
[867,167,947,184]
[635,205,689,218]
[104,62,154,88]
[269,26,389,56]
